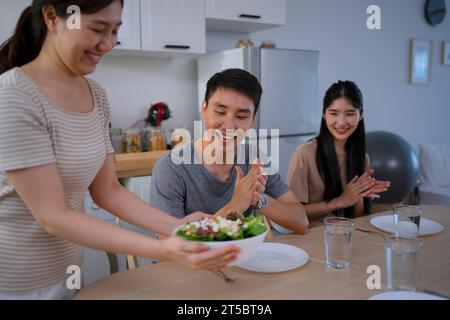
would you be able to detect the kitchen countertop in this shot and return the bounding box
[114,151,168,178]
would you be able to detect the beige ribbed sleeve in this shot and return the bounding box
[0,87,56,171]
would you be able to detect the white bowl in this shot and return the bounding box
[173,225,268,266]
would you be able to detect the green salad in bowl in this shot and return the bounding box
[176,213,267,241]
[174,213,268,266]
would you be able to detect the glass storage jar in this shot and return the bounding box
[148,127,167,151]
[110,128,124,154]
[123,128,142,153]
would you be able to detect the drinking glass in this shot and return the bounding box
[324,217,354,269]
[385,235,422,291]
[393,205,421,238]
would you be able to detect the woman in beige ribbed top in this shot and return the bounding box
[0,1,238,298]
[286,81,391,227]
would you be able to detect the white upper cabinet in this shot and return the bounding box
[115,0,141,51]
[205,0,286,33]
[140,0,205,54]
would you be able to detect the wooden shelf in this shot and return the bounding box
[114,151,168,178]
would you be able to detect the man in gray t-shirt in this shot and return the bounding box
[150,69,309,234]
[150,143,288,219]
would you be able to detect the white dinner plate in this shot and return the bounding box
[236,243,309,273]
[369,291,447,300]
[370,215,444,236]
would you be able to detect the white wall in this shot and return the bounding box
[90,56,198,134]
[0,0,32,43]
[2,0,449,148]
[205,0,450,149]
[96,0,450,148]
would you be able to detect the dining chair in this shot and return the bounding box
[115,217,139,270]
[263,215,273,238]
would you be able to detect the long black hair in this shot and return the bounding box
[0,0,123,74]
[316,80,370,218]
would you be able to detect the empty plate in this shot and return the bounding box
[369,291,447,300]
[237,243,309,273]
[370,215,444,236]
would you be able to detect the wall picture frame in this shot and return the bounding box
[443,42,450,66]
[410,39,432,84]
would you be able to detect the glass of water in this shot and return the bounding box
[385,236,422,291]
[393,205,422,238]
[324,217,354,269]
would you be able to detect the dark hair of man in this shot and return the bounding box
[204,68,263,114]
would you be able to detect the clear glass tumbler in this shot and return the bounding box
[385,235,422,291]
[324,217,354,269]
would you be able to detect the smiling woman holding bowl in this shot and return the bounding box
[0,0,239,299]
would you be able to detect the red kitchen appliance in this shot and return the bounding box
[147,102,171,127]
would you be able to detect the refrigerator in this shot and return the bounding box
[197,47,320,181]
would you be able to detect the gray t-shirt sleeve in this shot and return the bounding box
[265,172,290,199]
[150,156,186,219]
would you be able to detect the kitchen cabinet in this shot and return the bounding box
[121,175,153,204]
[113,0,205,56]
[82,193,127,287]
[205,0,287,33]
[120,175,158,267]
[82,174,157,285]
[140,0,205,54]
[115,0,141,51]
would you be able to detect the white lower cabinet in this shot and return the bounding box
[82,247,126,287]
[82,193,127,287]
[120,175,158,267]
[82,175,156,286]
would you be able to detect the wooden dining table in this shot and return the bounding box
[75,205,450,300]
